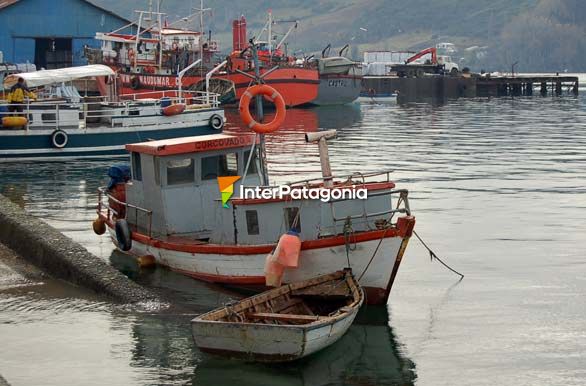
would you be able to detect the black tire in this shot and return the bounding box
[115,219,132,252]
[450,67,459,76]
[209,114,224,130]
[51,130,68,148]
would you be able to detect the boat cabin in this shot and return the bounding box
[121,133,406,246]
[1,65,220,132]
[124,133,261,240]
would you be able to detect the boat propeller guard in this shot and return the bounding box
[238,84,286,134]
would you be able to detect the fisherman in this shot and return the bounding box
[7,77,35,115]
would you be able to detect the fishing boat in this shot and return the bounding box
[0,65,224,161]
[191,269,363,362]
[94,85,415,305]
[310,45,362,106]
[88,4,360,107]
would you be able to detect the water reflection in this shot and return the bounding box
[123,304,416,386]
[2,94,586,385]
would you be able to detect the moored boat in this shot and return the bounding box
[0,65,224,161]
[191,269,363,362]
[88,5,360,107]
[94,93,415,304]
[311,54,362,106]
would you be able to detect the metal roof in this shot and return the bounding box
[0,0,133,24]
[126,134,258,156]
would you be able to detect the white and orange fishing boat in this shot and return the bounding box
[94,86,414,305]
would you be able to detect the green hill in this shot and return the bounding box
[92,0,586,72]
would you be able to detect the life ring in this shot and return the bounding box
[130,75,140,90]
[51,130,68,148]
[128,48,135,62]
[162,103,186,116]
[238,85,286,134]
[209,114,224,130]
[115,219,132,252]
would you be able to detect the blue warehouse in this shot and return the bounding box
[0,0,132,68]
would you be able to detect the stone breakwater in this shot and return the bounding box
[0,194,159,304]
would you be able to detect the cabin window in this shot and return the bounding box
[132,153,142,181]
[243,150,258,174]
[167,158,194,185]
[246,210,259,235]
[201,153,239,180]
[284,207,301,233]
[42,113,56,122]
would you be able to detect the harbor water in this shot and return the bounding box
[1,95,585,385]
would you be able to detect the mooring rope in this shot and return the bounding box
[413,230,464,280]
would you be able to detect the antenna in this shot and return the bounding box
[192,0,212,66]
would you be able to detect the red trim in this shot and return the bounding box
[231,181,396,205]
[126,133,257,156]
[99,213,416,255]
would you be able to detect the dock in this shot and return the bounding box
[362,74,579,103]
[475,75,579,97]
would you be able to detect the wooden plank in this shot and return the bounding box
[246,312,320,322]
[291,280,351,297]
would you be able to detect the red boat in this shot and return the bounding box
[87,9,320,107]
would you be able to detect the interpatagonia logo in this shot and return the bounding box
[217,176,241,208]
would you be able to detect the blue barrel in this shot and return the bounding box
[160,97,171,108]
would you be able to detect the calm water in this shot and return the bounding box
[1,95,586,385]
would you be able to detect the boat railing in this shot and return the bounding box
[286,170,393,188]
[119,89,220,107]
[327,188,410,235]
[97,187,153,237]
[0,90,218,131]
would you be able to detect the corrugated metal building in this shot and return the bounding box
[0,0,132,68]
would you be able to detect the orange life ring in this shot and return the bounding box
[238,85,286,134]
[128,48,135,61]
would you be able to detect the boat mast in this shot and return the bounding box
[268,9,272,56]
[193,0,211,69]
[250,43,269,185]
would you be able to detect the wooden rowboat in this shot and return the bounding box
[191,269,364,362]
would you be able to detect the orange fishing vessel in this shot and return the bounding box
[87,6,319,107]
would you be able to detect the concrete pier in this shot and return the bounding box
[0,194,159,304]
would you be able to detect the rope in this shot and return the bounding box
[343,216,356,268]
[413,230,464,280]
[357,225,390,283]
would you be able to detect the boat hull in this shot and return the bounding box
[105,216,414,305]
[192,302,360,362]
[0,109,223,161]
[118,68,320,107]
[311,75,361,106]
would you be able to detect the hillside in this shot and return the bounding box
[93,0,586,72]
